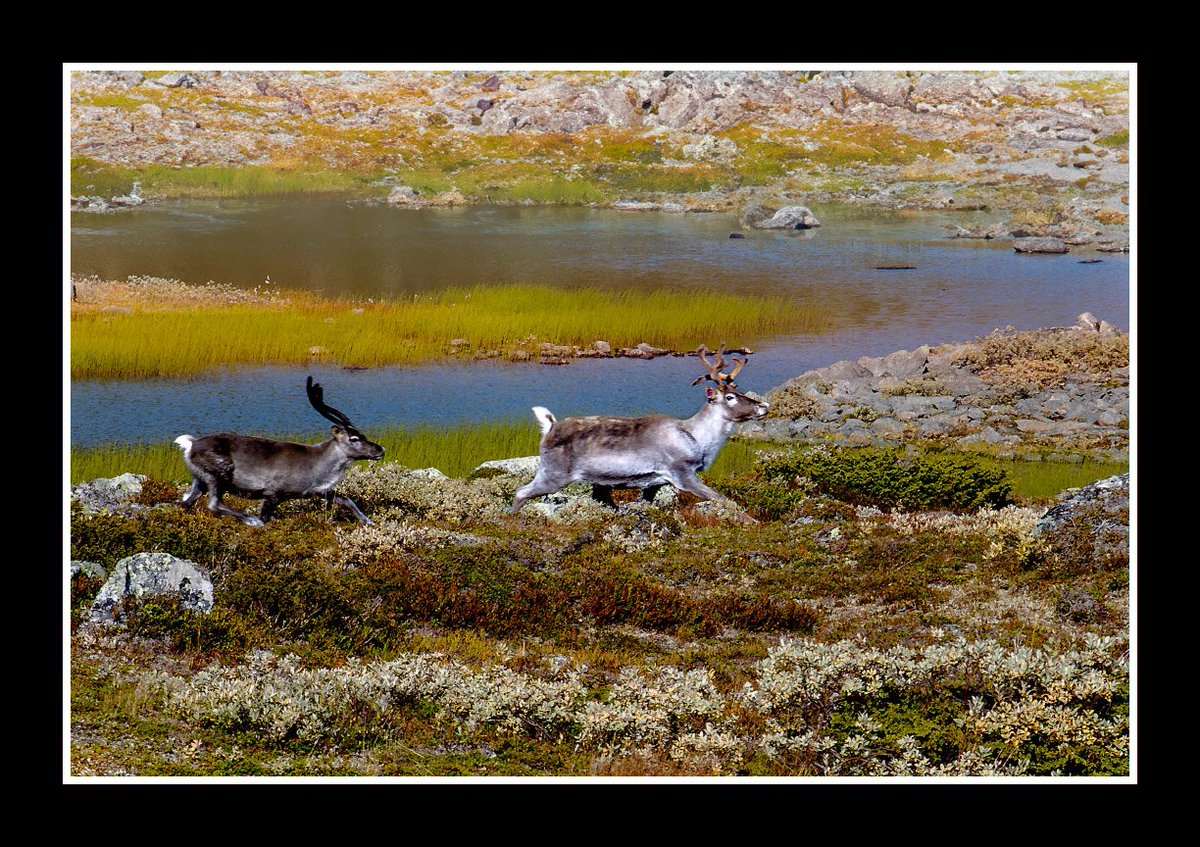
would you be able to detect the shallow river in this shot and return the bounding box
[70,198,1130,446]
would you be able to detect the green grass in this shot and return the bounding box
[71,283,831,380]
[72,421,774,486]
[71,421,538,485]
[71,158,380,198]
[1097,129,1130,148]
[997,457,1128,502]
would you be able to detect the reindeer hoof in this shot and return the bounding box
[243,516,265,528]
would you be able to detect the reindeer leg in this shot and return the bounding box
[181,479,206,510]
[668,471,724,503]
[207,488,263,527]
[591,484,617,509]
[511,470,571,514]
[259,494,281,524]
[331,494,373,525]
[641,484,665,503]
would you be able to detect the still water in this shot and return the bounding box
[70,197,1130,446]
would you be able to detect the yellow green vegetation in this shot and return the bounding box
[71,277,830,380]
[72,158,377,198]
[1097,129,1130,148]
[1055,78,1128,106]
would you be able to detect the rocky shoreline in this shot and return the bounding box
[751,313,1129,460]
[71,69,1131,244]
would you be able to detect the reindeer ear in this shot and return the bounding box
[706,387,718,400]
[331,425,346,439]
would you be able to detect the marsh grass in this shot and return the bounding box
[71,281,830,379]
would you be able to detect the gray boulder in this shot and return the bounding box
[70,560,108,580]
[752,206,821,230]
[387,185,421,205]
[71,473,147,515]
[91,552,214,623]
[152,73,199,89]
[1035,473,1129,536]
[472,456,541,482]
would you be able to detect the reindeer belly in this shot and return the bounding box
[571,454,671,488]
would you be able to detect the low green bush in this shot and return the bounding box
[747,446,1013,512]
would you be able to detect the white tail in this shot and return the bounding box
[511,345,769,513]
[532,406,556,435]
[174,434,194,457]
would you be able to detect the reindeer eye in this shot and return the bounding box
[725,394,736,402]
[350,435,360,442]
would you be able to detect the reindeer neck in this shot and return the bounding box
[683,400,736,452]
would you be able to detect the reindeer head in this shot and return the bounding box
[692,345,770,421]
[306,376,386,459]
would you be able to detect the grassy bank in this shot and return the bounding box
[71,279,830,380]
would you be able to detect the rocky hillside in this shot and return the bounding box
[70,69,1130,241]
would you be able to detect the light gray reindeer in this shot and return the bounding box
[510,344,769,513]
[174,376,384,526]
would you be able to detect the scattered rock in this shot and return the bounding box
[481,75,500,92]
[751,206,821,230]
[729,232,746,239]
[1076,312,1100,332]
[91,552,214,624]
[472,456,541,482]
[152,73,198,89]
[387,185,421,205]
[71,473,147,515]
[1035,473,1129,536]
[681,134,738,163]
[70,560,108,581]
[611,200,661,212]
[1013,237,1069,254]
[620,343,671,359]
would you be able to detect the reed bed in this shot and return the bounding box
[71,281,830,380]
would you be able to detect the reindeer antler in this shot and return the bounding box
[307,375,362,434]
[691,343,748,390]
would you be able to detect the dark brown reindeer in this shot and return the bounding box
[174,376,384,527]
[510,344,769,513]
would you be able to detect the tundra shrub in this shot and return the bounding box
[751,446,1012,512]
